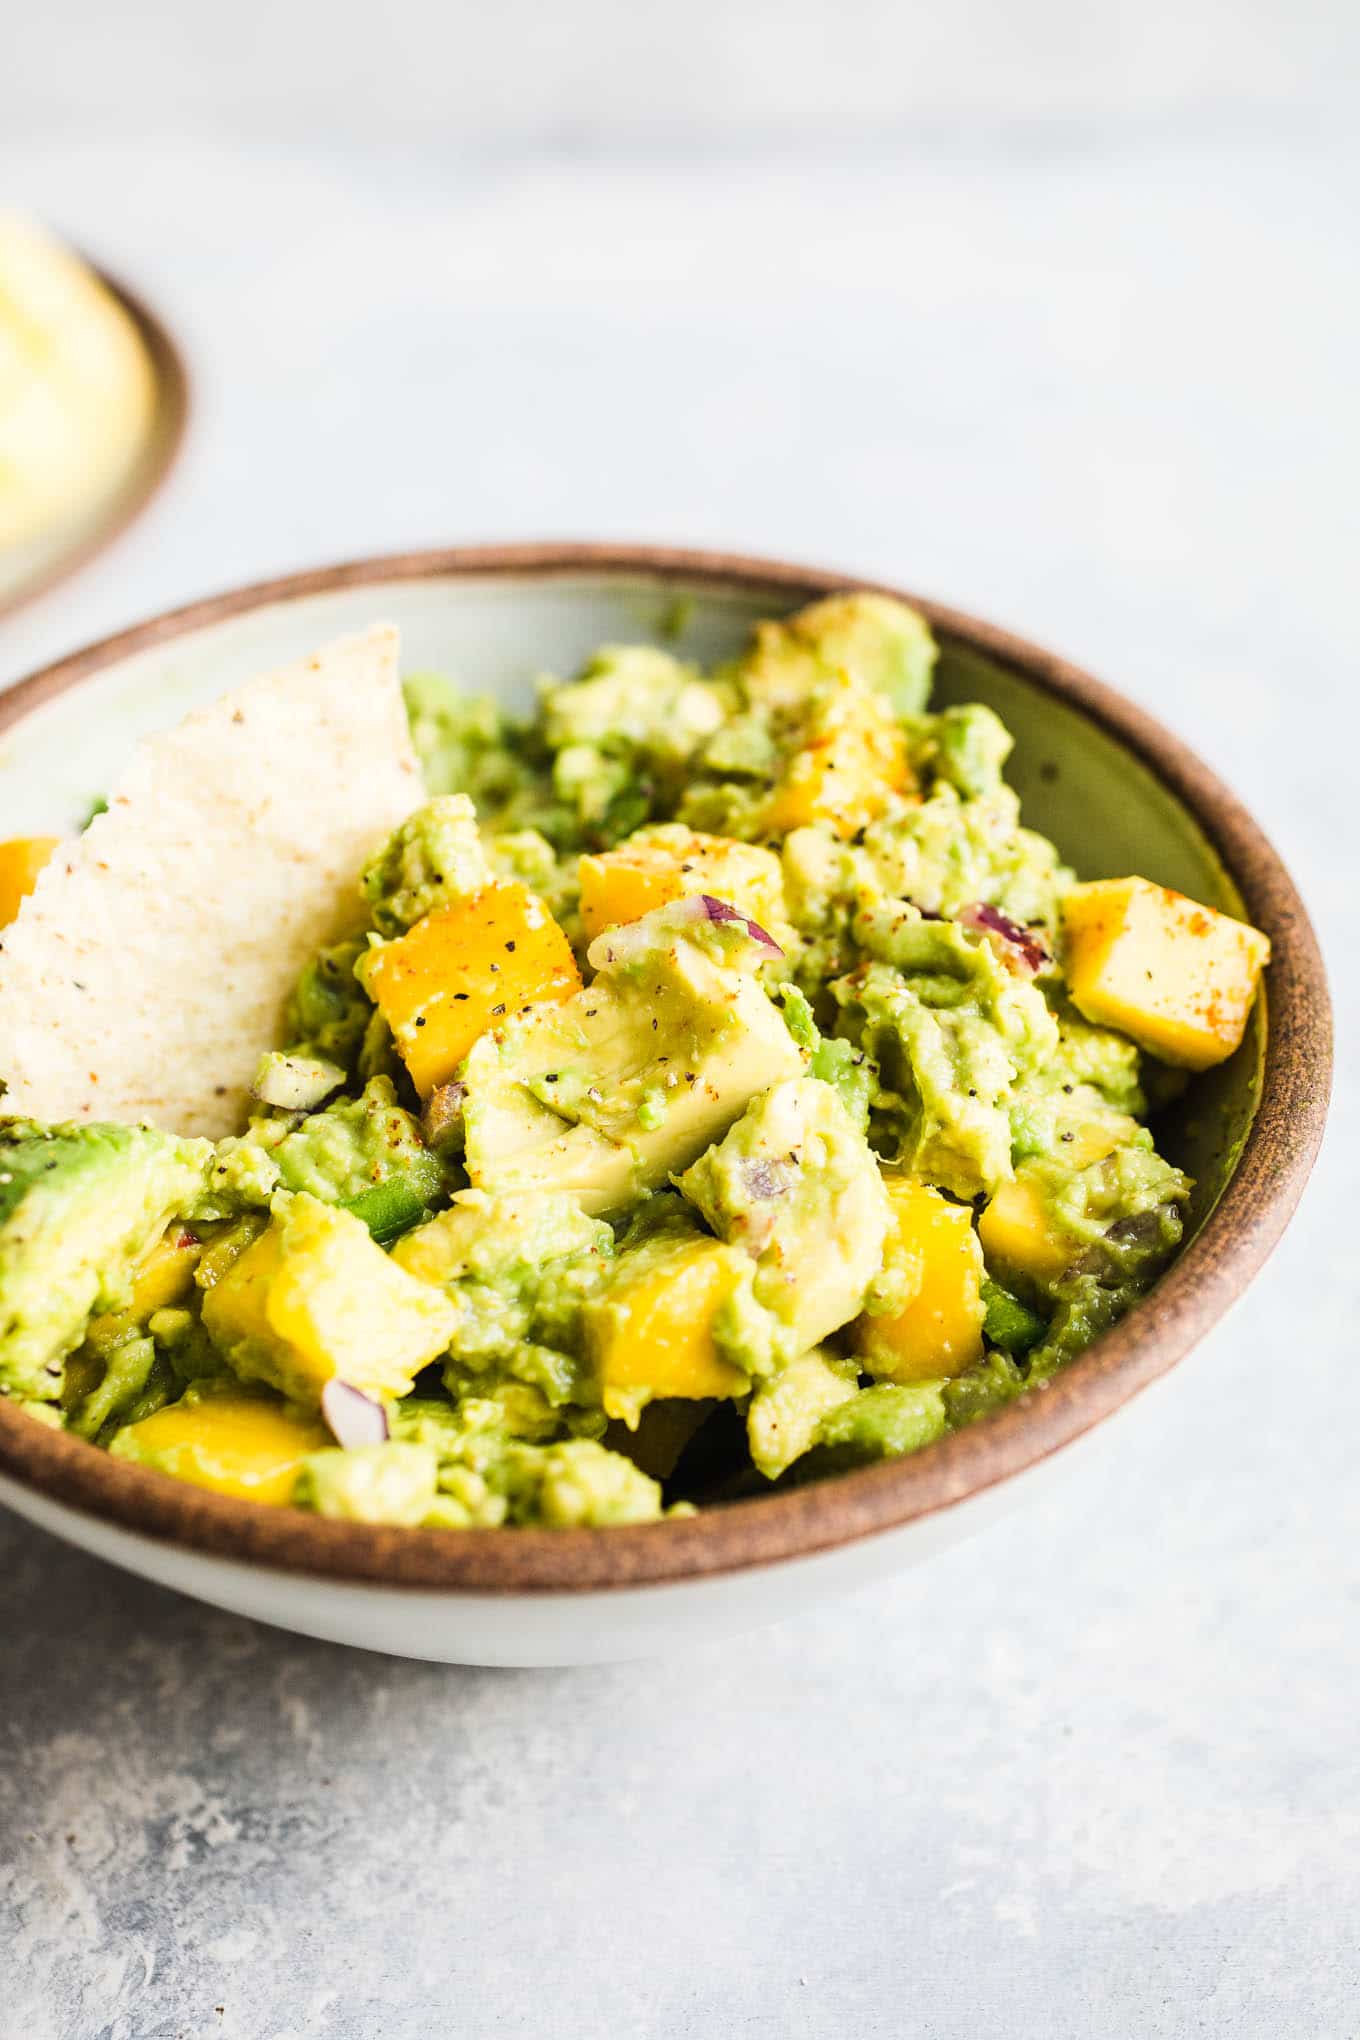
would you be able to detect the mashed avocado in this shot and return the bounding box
[1,592,1269,1528]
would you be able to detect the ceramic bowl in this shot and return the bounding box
[0,546,1331,1664]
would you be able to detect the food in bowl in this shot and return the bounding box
[0,593,1270,1530]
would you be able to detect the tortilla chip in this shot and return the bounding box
[0,623,421,1137]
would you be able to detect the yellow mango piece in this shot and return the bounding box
[586,1232,750,1425]
[853,1177,985,1382]
[0,835,59,928]
[1061,877,1270,1070]
[364,882,580,1096]
[578,852,670,939]
[978,1173,1071,1287]
[977,1110,1138,1288]
[763,674,912,839]
[578,827,788,944]
[114,1389,329,1506]
[202,1195,456,1405]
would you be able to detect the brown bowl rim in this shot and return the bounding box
[0,543,1333,1594]
[0,257,191,625]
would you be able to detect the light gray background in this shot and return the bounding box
[2,8,1355,2034]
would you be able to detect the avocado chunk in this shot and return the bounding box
[830,950,1057,1202]
[781,780,1069,939]
[283,936,373,1077]
[502,1437,664,1527]
[978,1124,1190,1305]
[66,1332,166,1442]
[542,645,729,844]
[392,1188,612,1406]
[295,1440,439,1524]
[210,1077,453,1243]
[251,1051,346,1113]
[201,1192,457,1406]
[544,646,726,766]
[450,1437,668,1528]
[775,984,873,1131]
[980,1277,1045,1357]
[908,703,1014,801]
[461,916,804,1218]
[271,1076,451,1243]
[385,1392,650,1527]
[808,1379,949,1470]
[746,1348,860,1479]
[678,1076,891,1358]
[361,794,491,936]
[0,1119,210,1402]
[739,592,937,717]
[361,1392,665,1528]
[402,674,550,825]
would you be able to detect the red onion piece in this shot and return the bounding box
[421,1080,466,1149]
[959,902,1048,975]
[741,1157,796,1200]
[321,1380,390,1449]
[587,893,784,972]
[695,895,783,955]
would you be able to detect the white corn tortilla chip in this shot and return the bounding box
[0,623,421,1137]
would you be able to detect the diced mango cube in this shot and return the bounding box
[585,1232,751,1424]
[578,826,788,944]
[977,1111,1139,1290]
[201,1194,456,1405]
[363,882,580,1096]
[0,835,59,928]
[852,1177,985,1382]
[763,674,912,839]
[978,1172,1070,1288]
[1061,877,1270,1070]
[112,1388,330,1506]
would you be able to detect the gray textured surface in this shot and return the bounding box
[1,53,1356,2037]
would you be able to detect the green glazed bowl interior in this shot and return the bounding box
[0,546,1328,1593]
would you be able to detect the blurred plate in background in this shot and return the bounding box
[0,245,188,625]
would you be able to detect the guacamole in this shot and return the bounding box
[0,594,1271,1529]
